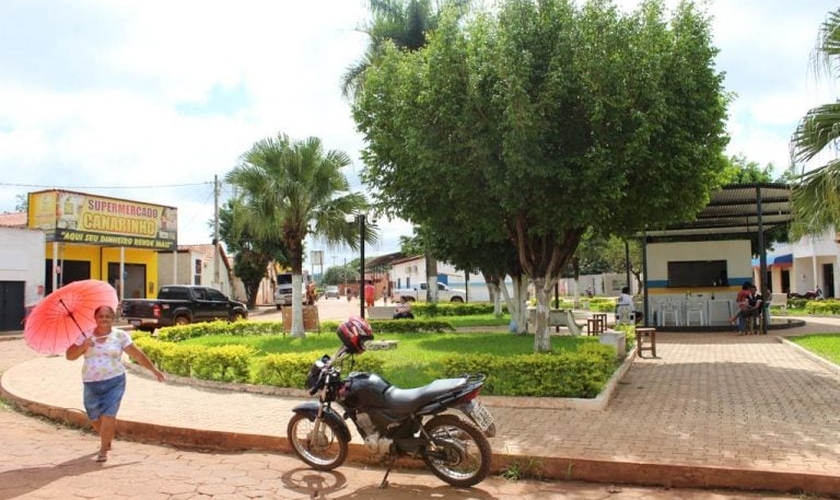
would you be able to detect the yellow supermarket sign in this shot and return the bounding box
[27,190,177,250]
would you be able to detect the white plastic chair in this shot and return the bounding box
[658,299,680,326]
[685,298,706,326]
[616,305,634,326]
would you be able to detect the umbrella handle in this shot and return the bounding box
[59,298,88,335]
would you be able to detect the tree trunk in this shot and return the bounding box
[532,276,551,352]
[482,272,503,317]
[426,252,438,302]
[501,275,528,334]
[290,247,305,338]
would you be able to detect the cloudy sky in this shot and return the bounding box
[1,0,838,270]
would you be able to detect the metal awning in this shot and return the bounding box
[643,183,792,241]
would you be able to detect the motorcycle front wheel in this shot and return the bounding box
[422,414,492,488]
[287,413,348,471]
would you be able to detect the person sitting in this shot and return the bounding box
[729,282,752,332]
[393,296,414,319]
[615,286,642,324]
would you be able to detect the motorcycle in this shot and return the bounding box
[287,344,496,488]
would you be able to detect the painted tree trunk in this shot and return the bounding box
[533,276,551,352]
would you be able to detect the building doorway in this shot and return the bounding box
[108,263,147,299]
[823,263,835,299]
[781,269,790,294]
[0,281,25,331]
[44,259,91,294]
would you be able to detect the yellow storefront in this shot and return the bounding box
[27,189,177,301]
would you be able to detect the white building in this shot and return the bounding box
[0,222,47,331]
[389,255,497,302]
[156,244,243,301]
[757,229,839,299]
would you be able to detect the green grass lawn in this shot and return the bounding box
[788,334,840,365]
[180,329,598,388]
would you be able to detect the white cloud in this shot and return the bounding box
[1,0,839,270]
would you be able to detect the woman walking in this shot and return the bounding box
[65,304,164,462]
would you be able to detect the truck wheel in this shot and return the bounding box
[174,315,190,326]
[230,312,245,322]
[450,297,464,303]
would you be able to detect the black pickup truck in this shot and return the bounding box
[120,285,248,331]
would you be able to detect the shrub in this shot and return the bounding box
[157,320,281,341]
[191,345,255,383]
[253,352,386,388]
[805,299,840,315]
[413,302,498,317]
[321,318,455,334]
[440,343,615,398]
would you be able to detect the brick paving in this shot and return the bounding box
[1,308,840,498]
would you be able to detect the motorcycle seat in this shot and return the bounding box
[384,378,466,415]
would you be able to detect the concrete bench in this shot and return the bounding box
[526,309,584,335]
[770,292,788,312]
[367,306,396,320]
[367,340,399,350]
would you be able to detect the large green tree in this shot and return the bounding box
[226,134,373,337]
[354,0,729,351]
[790,8,840,239]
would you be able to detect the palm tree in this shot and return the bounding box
[789,8,840,238]
[341,0,469,99]
[226,133,373,337]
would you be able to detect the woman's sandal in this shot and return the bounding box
[95,452,108,462]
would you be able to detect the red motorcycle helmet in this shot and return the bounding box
[336,316,374,354]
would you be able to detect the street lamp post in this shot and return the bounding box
[358,214,366,319]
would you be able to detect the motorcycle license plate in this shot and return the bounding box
[470,402,494,432]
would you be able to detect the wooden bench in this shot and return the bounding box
[366,306,396,320]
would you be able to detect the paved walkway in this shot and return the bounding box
[2,314,840,499]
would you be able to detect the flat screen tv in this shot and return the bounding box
[667,260,728,287]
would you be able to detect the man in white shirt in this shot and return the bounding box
[616,286,642,324]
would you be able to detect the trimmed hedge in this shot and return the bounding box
[412,302,500,317]
[320,318,456,334]
[440,343,616,398]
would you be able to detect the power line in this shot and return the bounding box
[0,181,214,190]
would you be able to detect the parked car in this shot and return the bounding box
[392,282,466,302]
[120,285,247,332]
[323,285,340,299]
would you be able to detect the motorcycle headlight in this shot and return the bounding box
[305,355,329,390]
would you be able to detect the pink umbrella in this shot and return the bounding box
[24,279,118,355]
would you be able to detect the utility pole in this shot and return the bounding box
[359,215,366,319]
[213,175,221,290]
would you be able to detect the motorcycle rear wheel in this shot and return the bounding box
[287,413,348,471]
[422,414,492,487]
